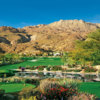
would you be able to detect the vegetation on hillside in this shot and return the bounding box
[62,29,100,66]
[0,53,22,66]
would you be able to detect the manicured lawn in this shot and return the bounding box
[0,57,63,71]
[79,82,100,98]
[0,83,35,93]
[0,70,10,73]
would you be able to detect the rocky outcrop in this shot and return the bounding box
[48,20,99,33]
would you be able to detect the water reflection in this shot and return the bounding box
[15,71,100,82]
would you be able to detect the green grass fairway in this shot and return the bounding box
[0,70,10,73]
[0,57,63,71]
[79,82,100,97]
[0,83,35,93]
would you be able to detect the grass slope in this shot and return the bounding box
[0,57,63,71]
[79,82,100,98]
[0,83,35,93]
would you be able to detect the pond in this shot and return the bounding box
[15,71,100,82]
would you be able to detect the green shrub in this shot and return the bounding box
[51,66,63,71]
[0,89,5,96]
[38,66,45,71]
[84,66,97,72]
[25,79,40,86]
[66,69,81,72]
[21,57,36,61]
[30,66,45,70]
[30,66,37,70]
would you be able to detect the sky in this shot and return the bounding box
[0,0,100,28]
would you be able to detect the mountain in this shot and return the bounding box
[0,20,100,54]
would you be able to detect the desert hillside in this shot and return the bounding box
[0,20,100,54]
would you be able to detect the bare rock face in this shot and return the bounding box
[48,20,98,32]
[0,20,100,54]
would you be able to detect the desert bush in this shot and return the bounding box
[19,86,34,99]
[58,78,81,89]
[35,78,81,100]
[38,78,59,94]
[68,93,96,100]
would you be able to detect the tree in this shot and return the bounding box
[72,29,100,66]
[62,52,75,66]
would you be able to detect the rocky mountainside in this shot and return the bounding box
[0,20,100,54]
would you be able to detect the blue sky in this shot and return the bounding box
[0,0,100,28]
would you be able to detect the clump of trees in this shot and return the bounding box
[62,29,100,66]
[0,53,21,65]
